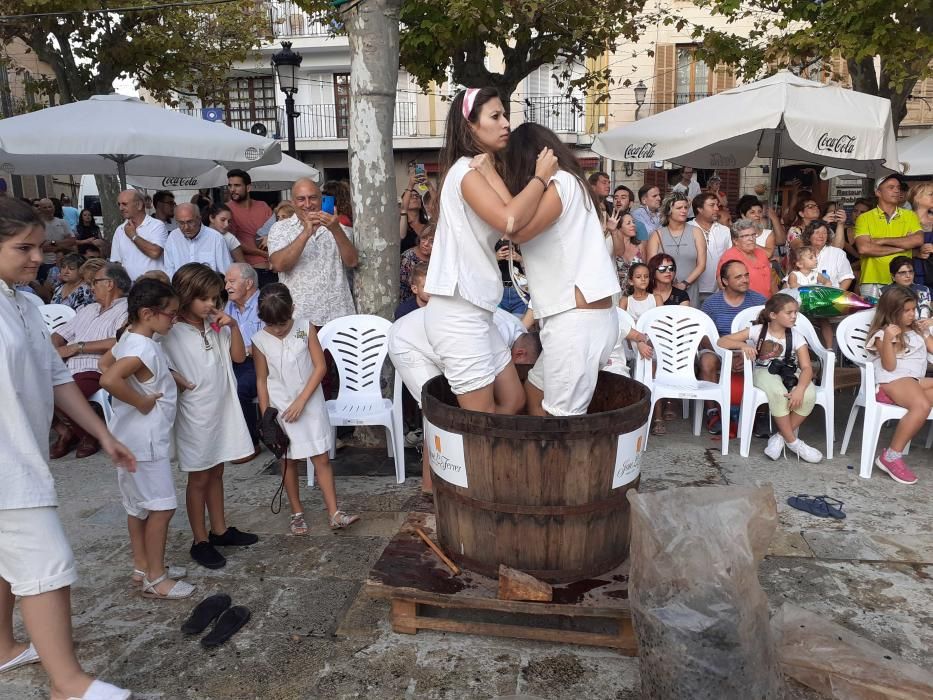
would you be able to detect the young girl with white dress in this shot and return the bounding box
[101,278,195,601]
[424,87,557,415]
[864,286,933,485]
[251,283,359,534]
[161,263,257,570]
[0,198,135,700]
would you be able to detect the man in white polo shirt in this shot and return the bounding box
[692,192,733,306]
[110,189,168,279]
[163,203,232,278]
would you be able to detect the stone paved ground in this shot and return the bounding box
[2,389,931,699]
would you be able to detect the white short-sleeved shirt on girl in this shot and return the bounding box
[109,331,178,462]
[520,170,621,319]
[866,329,929,384]
[788,270,820,287]
[424,157,503,312]
[746,324,807,369]
[160,322,254,470]
[0,282,75,510]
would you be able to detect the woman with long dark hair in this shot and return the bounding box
[423,87,557,415]
[495,122,619,416]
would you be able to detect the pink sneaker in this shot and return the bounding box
[875,452,918,485]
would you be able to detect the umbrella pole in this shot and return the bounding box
[768,126,782,215]
[117,159,128,190]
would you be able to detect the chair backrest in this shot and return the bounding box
[636,305,720,386]
[317,314,392,399]
[836,310,876,366]
[730,305,764,334]
[616,306,636,335]
[40,304,76,333]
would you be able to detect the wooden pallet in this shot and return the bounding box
[365,511,637,653]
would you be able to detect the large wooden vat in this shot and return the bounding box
[421,370,650,583]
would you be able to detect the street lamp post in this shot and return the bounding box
[271,41,303,158]
[633,80,647,121]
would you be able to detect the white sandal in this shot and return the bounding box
[329,510,360,530]
[131,565,187,586]
[0,643,39,673]
[66,678,132,699]
[141,573,196,600]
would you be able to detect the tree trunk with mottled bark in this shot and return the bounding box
[345,0,403,320]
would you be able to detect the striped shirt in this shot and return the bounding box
[54,297,128,375]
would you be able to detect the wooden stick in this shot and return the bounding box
[413,526,461,576]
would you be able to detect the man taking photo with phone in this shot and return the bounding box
[267,178,358,327]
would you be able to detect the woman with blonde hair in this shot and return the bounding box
[908,182,933,287]
[644,191,707,307]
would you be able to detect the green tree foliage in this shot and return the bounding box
[0,0,266,105]
[677,0,933,130]
[299,0,649,103]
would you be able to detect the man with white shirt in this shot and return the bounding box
[163,203,232,278]
[110,189,168,279]
[672,167,702,202]
[692,193,733,305]
[268,178,358,327]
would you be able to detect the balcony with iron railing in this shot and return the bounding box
[674,91,711,106]
[171,102,420,141]
[522,97,581,134]
[264,0,334,38]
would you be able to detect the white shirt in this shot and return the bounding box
[867,329,930,384]
[0,280,74,509]
[110,215,168,280]
[109,331,177,462]
[222,232,242,252]
[815,245,854,287]
[163,225,233,278]
[672,176,702,202]
[267,215,355,327]
[695,221,733,293]
[43,218,74,264]
[425,157,503,312]
[389,306,523,366]
[520,170,620,319]
[54,297,129,375]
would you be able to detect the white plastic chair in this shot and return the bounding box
[837,310,933,478]
[731,306,836,458]
[40,303,76,333]
[88,389,114,427]
[635,305,732,454]
[317,314,405,485]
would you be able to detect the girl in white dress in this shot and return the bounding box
[424,87,557,414]
[161,263,257,570]
[251,284,359,534]
[101,278,195,600]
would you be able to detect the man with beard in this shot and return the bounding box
[227,169,275,287]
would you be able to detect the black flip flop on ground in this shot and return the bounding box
[181,593,232,635]
[201,605,251,649]
[787,494,846,519]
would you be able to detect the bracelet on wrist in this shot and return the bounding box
[532,175,548,190]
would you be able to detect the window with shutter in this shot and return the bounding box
[674,46,710,106]
[712,66,735,94]
[654,44,676,114]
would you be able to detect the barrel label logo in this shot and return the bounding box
[424,418,468,488]
[613,425,646,488]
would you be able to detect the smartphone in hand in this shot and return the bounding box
[322,195,336,215]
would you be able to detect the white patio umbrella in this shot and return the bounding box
[593,71,901,199]
[821,129,933,180]
[0,94,281,188]
[125,153,319,192]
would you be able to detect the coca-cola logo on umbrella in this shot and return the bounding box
[623,142,657,159]
[816,133,857,155]
[160,177,200,188]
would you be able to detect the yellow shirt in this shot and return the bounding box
[854,207,921,284]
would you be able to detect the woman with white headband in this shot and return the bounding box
[423,87,558,414]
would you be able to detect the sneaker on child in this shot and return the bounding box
[787,438,822,463]
[764,433,784,460]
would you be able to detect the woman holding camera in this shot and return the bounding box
[718,293,822,463]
